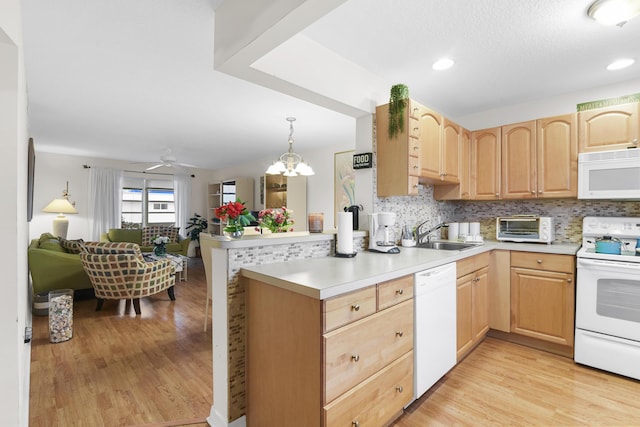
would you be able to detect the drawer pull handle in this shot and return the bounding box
[352,422,360,427]
[537,259,542,264]
[351,304,360,312]
[396,289,404,295]
[351,354,360,362]
[396,386,404,393]
[396,331,404,337]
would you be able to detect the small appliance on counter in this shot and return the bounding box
[368,212,400,254]
[344,204,363,230]
[496,215,554,243]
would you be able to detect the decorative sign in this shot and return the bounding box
[577,93,640,112]
[352,152,373,169]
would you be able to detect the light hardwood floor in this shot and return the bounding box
[30,259,640,426]
[29,257,212,427]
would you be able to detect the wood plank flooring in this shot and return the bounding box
[393,337,640,426]
[30,258,640,426]
[29,257,212,427]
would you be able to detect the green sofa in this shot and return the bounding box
[28,234,93,295]
[100,227,191,256]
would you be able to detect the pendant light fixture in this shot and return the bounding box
[265,117,315,176]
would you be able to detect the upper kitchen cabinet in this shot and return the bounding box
[470,127,501,200]
[501,121,537,199]
[536,114,577,198]
[434,127,471,200]
[417,110,460,185]
[376,101,421,197]
[578,103,640,153]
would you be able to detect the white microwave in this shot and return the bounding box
[496,216,554,243]
[578,148,640,200]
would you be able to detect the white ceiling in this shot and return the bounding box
[21,0,640,171]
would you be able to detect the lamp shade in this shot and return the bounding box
[42,198,78,215]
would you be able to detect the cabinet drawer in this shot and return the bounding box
[510,252,574,273]
[378,275,413,310]
[323,286,376,333]
[323,351,413,427]
[324,300,413,403]
[457,252,490,278]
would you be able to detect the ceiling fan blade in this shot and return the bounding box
[177,162,198,169]
[146,164,164,171]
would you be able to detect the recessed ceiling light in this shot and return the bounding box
[606,58,635,70]
[587,0,640,26]
[432,58,454,71]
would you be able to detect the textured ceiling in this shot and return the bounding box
[21,0,640,170]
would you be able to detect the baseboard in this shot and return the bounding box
[488,329,574,358]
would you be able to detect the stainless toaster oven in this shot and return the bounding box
[496,215,554,243]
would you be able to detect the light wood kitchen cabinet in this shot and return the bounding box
[376,101,421,197]
[510,252,575,349]
[501,114,577,199]
[578,102,640,153]
[417,110,460,185]
[246,275,414,427]
[470,127,501,200]
[456,252,490,361]
[434,127,471,200]
[501,121,537,199]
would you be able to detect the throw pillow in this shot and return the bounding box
[166,227,180,243]
[38,232,58,246]
[59,238,86,254]
[142,225,167,246]
[38,233,65,253]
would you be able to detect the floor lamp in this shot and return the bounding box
[42,197,77,239]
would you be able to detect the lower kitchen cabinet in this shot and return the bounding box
[510,252,575,348]
[456,252,490,361]
[246,275,414,427]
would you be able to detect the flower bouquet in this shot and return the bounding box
[257,207,294,233]
[214,199,255,239]
[153,235,169,256]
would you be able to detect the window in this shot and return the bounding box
[121,178,175,228]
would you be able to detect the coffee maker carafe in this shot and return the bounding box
[368,212,400,254]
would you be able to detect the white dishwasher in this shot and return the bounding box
[414,262,457,400]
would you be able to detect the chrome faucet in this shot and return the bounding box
[416,221,448,244]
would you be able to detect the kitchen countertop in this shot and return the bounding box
[240,241,580,300]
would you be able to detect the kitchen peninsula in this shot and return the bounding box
[202,230,578,426]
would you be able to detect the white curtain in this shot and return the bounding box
[88,167,123,241]
[173,173,192,235]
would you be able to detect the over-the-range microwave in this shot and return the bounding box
[578,148,640,200]
[496,216,554,244]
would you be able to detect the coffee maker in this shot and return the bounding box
[368,212,400,254]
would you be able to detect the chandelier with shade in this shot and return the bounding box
[265,117,315,177]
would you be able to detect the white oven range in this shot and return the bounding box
[575,217,640,380]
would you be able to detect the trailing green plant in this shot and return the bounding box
[388,84,409,139]
[185,213,208,243]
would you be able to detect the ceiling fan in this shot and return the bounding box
[143,149,197,172]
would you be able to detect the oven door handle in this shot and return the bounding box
[578,258,640,270]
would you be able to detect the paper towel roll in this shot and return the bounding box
[337,212,354,254]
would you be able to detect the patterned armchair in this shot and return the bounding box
[80,242,176,315]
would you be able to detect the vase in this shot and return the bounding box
[224,228,244,239]
[154,244,167,256]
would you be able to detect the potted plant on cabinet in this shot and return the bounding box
[186,213,208,257]
[388,83,409,139]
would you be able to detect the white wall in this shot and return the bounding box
[1,0,30,424]
[29,152,215,241]
[458,78,640,130]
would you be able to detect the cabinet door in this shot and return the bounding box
[456,275,473,360]
[470,127,501,200]
[578,103,640,152]
[418,107,443,181]
[441,118,461,184]
[510,267,575,347]
[472,267,489,341]
[501,121,536,199]
[537,114,577,198]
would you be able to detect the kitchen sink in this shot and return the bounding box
[416,240,481,251]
